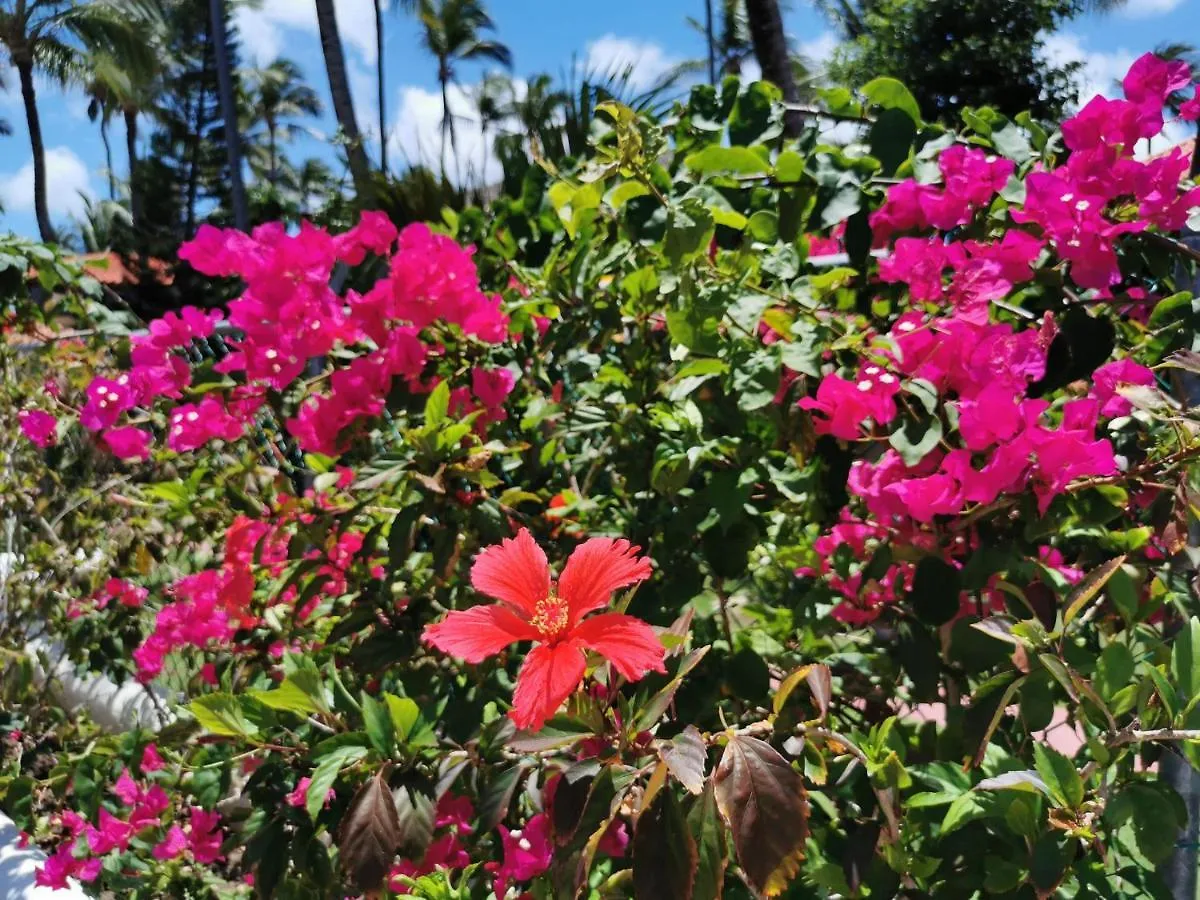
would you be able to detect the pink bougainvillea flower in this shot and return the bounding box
[18,409,57,448]
[140,743,165,773]
[286,776,334,809]
[423,529,665,730]
[103,426,151,461]
[488,812,554,899]
[187,808,224,864]
[1091,358,1157,417]
[152,825,188,861]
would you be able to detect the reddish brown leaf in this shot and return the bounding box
[336,769,402,891]
[663,726,708,794]
[713,735,808,898]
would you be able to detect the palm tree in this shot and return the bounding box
[0,71,13,141]
[743,0,802,134]
[85,65,121,199]
[294,157,337,217]
[509,72,565,158]
[415,0,512,181]
[315,0,374,202]
[209,0,247,230]
[244,58,322,187]
[0,0,158,242]
[72,195,132,252]
[470,70,511,188]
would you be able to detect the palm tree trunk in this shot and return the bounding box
[706,0,716,85]
[210,0,249,231]
[374,0,387,173]
[268,122,278,187]
[16,60,54,243]
[743,0,802,135]
[101,117,115,199]
[315,0,374,202]
[124,107,142,227]
[440,76,452,184]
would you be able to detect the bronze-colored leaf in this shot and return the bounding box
[713,735,808,898]
[336,769,402,891]
[663,726,708,794]
[634,763,698,900]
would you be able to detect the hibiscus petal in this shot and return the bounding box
[571,613,666,681]
[470,528,551,615]
[423,605,539,663]
[510,640,586,730]
[557,538,653,625]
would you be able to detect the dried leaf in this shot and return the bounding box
[713,735,808,898]
[337,769,402,891]
[663,726,708,794]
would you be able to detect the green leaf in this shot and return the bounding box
[1106,783,1181,864]
[775,150,805,183]
[869,107,917,176]
[909,557,962,626]
[361,693,395,756]
[632,766,698,900]
[636,646,710,731]
[308,744,370,820]
[188,693,267,738]
[665,200,715,267]
[1033,743,1084,810]
[940,792,988,835]
[889,415,943,467]
[385,694,421,743]
[689,780,727,900]
[252,672,328,717]
[1171,617,1200,712]
[861,77,921,123]
[425,381,450,428]
[1095,643,1136,702]
[608,180,650,209]
[713,735,808,898]
[685,145,771,175]
[746,210,779,242]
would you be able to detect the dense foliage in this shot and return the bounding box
[7,52,1200,900]
[822,0,1085,121]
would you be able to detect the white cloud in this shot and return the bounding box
[387,77,526,187]
[585,35,678,90]
[235,0,382,67]
[1119,0,1185,17]
[0,147,94,218]
[1040,32,1136,106]
[800,32,838,68]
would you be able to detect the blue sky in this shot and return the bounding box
[0,0,1197,241]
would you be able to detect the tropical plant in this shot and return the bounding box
[314,0,374,202]
[414,0,512,180]
[0,0,160,242]
[469,70,512,188]
[243,58,322,187]
[10,49,1200,900]
[744,0,802,123]
[71,195,133,252]
[821,0,1085,121]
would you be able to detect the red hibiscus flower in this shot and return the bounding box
[422,528,666,730]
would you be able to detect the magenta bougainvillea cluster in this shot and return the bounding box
[797,54,1189,623]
